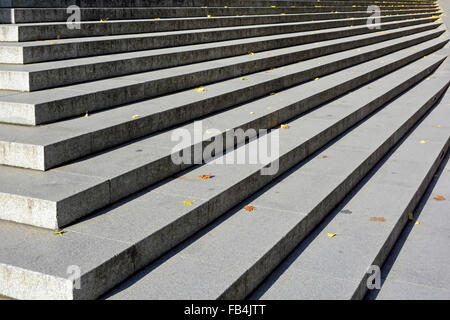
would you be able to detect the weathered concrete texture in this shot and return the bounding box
[0,43,444,230]
[0,12,440,42]
[106,61,449,301]
[0,18,437,65]
[0,32,446,173]
[367,154,450,300]
[0,21,441,91]
[0,7,439,23]
[0,51,445,300]
[252,81,450,300]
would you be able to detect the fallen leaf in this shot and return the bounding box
[434,195,446,200]
[244,205,256,212]
[248,52,255,55]
[54,230,65,236]
[200,174,212,180]
[327,233,336,238]
[250,112,255,115]
[195,86,207,92]
[314,77,320,81]
[270,92,277,96]
[420,140,428,144]
[415,221,420,225]
[84,112,89,118]
[280,124,290,129]
[409,213,414,220]
[240,77,248,80]
[132,114,140,119]
[184,201,193,205]
[319,155,328,158]
[370,217,386,222]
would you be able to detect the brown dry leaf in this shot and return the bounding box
[434,195,446,201]
[244,205,256,212]
[319,155,328,158]
[370,217,386,222]
[200,174,212,180]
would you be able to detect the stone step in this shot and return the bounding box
[0,0,438,9]
[0,25,444,131]
[0,50,444,300]
[0,18,441,91]
[0,6,438,23]
[252,69,449,300]
[0,16,438,64]
[0,11,438,42]
[367,145,450,299]
[0,37,444,230]
[104,61,449,300]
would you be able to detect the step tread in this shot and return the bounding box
[0,51,444,300]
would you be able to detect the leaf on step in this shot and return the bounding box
[327,233,336,238]
[56,35,61,40]
[207,15,212,18]
[240,77,248,80]
[200,174,213,180]
[132,114,140,119]
[250,112,255,115]
[319,155,328,158]
[415,221,420,225]
[409,213,414,221]
[195,86,207,92]
[314,77,319,81]
[370,217,386,222]
[420,140,428,144]
[434,195,446,201]
[84,112,89,118]
[270,92,277,96]
[280,124,290,129]
[184,201,193,205]
[54,230,65,236]
[248,52,255,55]
[153,17,161,20]
[244,205,256,212]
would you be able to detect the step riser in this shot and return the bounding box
[0,30,443,173]
[1,12,438,42]
[0,8,438,23]
[2,23,439,92]
[54,56,448,300]
[0,0,437,9]
[220,80,450,300]
[3,17,437,65]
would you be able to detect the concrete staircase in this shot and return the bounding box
[0,0,448,300]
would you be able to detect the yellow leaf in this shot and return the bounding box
[240,77,248,80]
[420,140,428,144]
[184,201,193,205]
[132,114,140,119]
[250,112,255,115]
[270,92,277,96]
[281,124,290,129]
[56,35,61,39]
[248,52,255,55]
[314,77,320,81]
[84,112,89,118]
[54,230,65,236]
[327,233,336,238]
[415,221,420,225]
[244,205,256,212]
[409,213,414,220]
[196,87,207,92]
